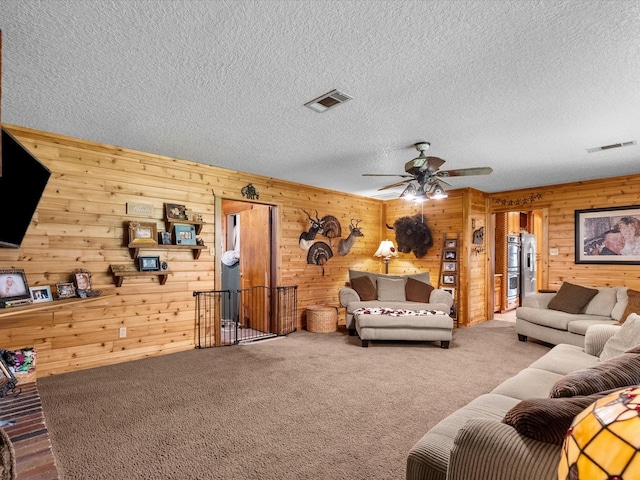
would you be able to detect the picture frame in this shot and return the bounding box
[445,239,457,249]
[444,250,457,260]
[174,224,197,246]
[72,269,92,294]
[442,287,455,299]
[443,262,456,272]
[30,285,53,303]
[138,256,161,272]
[0,355,18,398]
[0,269,32,307]
[575,205,640,264]
[442,274,456,285]
[128,221,158,246]
[56,282,77,299]
[165,203,188,221]
[158,231,172,245]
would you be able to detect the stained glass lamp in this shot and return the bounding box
[558,385,640,480]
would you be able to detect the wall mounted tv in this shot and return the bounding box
[0,128,51,248]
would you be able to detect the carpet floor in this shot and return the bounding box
[38,320,549,480]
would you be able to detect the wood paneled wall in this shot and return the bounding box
[0,125,382,376]
[2,123,639,377]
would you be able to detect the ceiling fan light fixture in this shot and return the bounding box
[425,180,448,200]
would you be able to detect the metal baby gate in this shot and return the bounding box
[194,285,298,347]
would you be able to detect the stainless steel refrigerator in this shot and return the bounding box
[520,233,537,302]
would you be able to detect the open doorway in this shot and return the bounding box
[492,209,544,314]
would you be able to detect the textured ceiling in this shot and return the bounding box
[1,0,639,199]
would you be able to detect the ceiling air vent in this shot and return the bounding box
[304,89,353,113]
[587,140,637,153]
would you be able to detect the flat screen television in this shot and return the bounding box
[0,269,33,308]
[0,128,51,248]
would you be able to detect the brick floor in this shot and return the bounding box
[0,382,59,480]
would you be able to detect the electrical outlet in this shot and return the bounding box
[119,327,127,338]
[209,247,215,256]
[550,248,559,256]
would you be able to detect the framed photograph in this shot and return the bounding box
[138,256,160,271]
[73,269,92,293]
[442,287,455,298]
[0,269,32,307]
[30,285,53,303]
[443,262,456,272]
[575,205,640,264]
[445,239,457,249]
[442,274,456,285]
[158,231,171,245]
[444,250,457,260]
[56,282,76,299]
[165,203,188,221]
[128,221,158,246]
[174,224,197,245]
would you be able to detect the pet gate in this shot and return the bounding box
[194,285,297,347]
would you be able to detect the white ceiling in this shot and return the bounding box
[1,1,639,199]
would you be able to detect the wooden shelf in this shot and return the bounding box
[0,294,115,319]
[128,243,206,260]
[111,270,169,287]
[165,217,204,235]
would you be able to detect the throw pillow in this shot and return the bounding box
[350,276,377,301]
[583,287,619,317]
[502,391,614,445]
[549,346,640,398]
[600,313,640,361]
[376,277,406,302]
[405,277,434,303]
[620,289,640,325]
[547,282,599,314]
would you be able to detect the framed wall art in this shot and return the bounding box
[128,221,158,246]
[575,205,640,264]
[442,274,456,285]
[138,256,161,271]
[443,262,456,272]
[444,250,457,261]
[174,224,197,245]
[442,287,455,298]
[445,239,457,249]
[165,203,188,221]
[30,285,53,303]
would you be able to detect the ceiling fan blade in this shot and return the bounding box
[377,178,413,191]
[436,167,493,178]
[362,173,413,178]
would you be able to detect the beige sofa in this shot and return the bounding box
[516,283,628,347]
[407,314,640,480]
[338,270,453,337]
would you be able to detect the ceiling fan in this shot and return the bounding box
[363,142,493,200]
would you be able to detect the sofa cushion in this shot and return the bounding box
[377,277,406,302]
[611,287,629,322]
[528,344,600,376]
[583,287,619,317]
[620,289,640,325]
[549,345,640,398]
[547,282,598,314]
[350,276,377,301]
[567,318,617,336]
[502,390,615,445]
[600,313,640,361]
[491,368,563,401]
[405,277,434,303]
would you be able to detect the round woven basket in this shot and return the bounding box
[306,305,338,333]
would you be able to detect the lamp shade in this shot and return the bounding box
[558,385,640,480]
[374,240,398,260]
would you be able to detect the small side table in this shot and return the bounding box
[306,305,338,333]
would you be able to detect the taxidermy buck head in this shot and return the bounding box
[387,214,433,258]
[337,219,364,256]
[299,209,326,251]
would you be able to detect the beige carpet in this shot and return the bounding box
[38,321,549,480]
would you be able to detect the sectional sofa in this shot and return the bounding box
[407,313,640,480]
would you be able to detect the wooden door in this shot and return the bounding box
[239,204,271,332]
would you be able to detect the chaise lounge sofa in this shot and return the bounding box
[338,270,454,346]
[407,313,640,480]
[516,282,631,347]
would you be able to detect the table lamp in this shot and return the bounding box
[374,240,398,274]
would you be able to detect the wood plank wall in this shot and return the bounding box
[1,123,639,377]
[0,125,383,376]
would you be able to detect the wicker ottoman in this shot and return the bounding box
[354,309,453,348]
[306,305,338,333]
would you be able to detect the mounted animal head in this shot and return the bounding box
[299,209,326,250]
[387,214,433,258]
[337,219,364,256]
